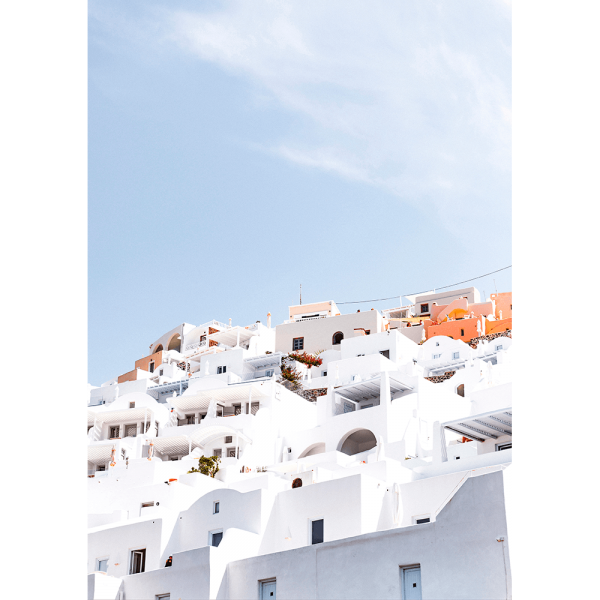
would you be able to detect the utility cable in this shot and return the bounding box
[336,265,511,305]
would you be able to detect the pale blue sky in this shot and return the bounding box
[89,0,511,385]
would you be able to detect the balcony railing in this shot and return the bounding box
[284,315,327,324]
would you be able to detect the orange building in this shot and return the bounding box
[423,292,512,343]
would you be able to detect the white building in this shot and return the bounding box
[88,299,512,599]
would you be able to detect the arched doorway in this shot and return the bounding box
[167,334,181,353]
[153,344,163,354]
[298,443,326,458]
[332,331,344,345]
[456,384,465,397]
[337,428,377,456]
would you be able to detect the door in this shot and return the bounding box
[403,567,421,600]
[260,580,276,600]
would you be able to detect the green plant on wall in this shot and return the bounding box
[187,455,221,477]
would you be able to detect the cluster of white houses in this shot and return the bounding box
[88,288,512,600]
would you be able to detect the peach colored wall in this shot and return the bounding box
[490,292,512,319]
[431,298,468,322]
[486,318,512,335]
[135,350,163,372]
[117,369,138,384]
[426,317,480,343]
[289,302,340,319]
[430,300,495,325]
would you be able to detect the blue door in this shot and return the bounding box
[261,580,276,600]
[403,567,422,600]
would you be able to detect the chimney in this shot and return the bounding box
[267,312,272,328]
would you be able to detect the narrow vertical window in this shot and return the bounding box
[311,519,324,544]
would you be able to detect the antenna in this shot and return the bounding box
[300,283,302,305]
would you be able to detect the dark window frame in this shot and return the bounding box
[292,337,304,351]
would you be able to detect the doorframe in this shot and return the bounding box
[258,578,276,600]
[399,564,422,599]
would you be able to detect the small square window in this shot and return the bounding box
[217,366,226,374]
[129,401,135,408]
[420,304,429,313]
[214,501,220,514]
[97,558,108,572]
[452,352,460,359]
[495,344,503,351]
[433,354,441,359]
[293,337,304,351]
[225,436,232,444]
[322,371,327,377]
[213,449,222,458]
[109,426,120,438]
[265,369,274,377]
[227,447,237,458]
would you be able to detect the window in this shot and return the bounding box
[322,371,327,377]
[495,344,503,351]
[432,354,441,359]
[141,501,154,509]
[126,424,137,438]
[420,303,429,313]
[225,436,232,444]
[435,341,439,346]
[109,426,120,438]
[452,352,460,359]
[213,501,220,514]
[227,448,237,458]
[380,350,390,359]
[129,401,135,408]
[97,465,106,472]
[332,332,344,345]
[149,362,155,373]
[293,337,304,351]
[414,516,430,524]
[213,449,222,458]
[265,369,274,377]
[96,558,108,572]
[311,519,324,544]
[210,530,223,547]
[496,442,512,452]
[460,328,465,336]
[456,384,465,397]
[217,365,226,374]
[186,415,195,425]
[129,549,146,575]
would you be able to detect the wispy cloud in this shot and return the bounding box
[95,0,512,236]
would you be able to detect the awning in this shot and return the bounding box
[442,408,512,442]
[209,326,257,348]
[87,407,156,425]
[244,353,283,370]
[88,444,116,465]
[173,382,269,410]
[151,435,198,456]
[334,373,413,403]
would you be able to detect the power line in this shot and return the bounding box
[336,265,512,305]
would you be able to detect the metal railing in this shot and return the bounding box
[184,340,208,352]
[284,315,327,324]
